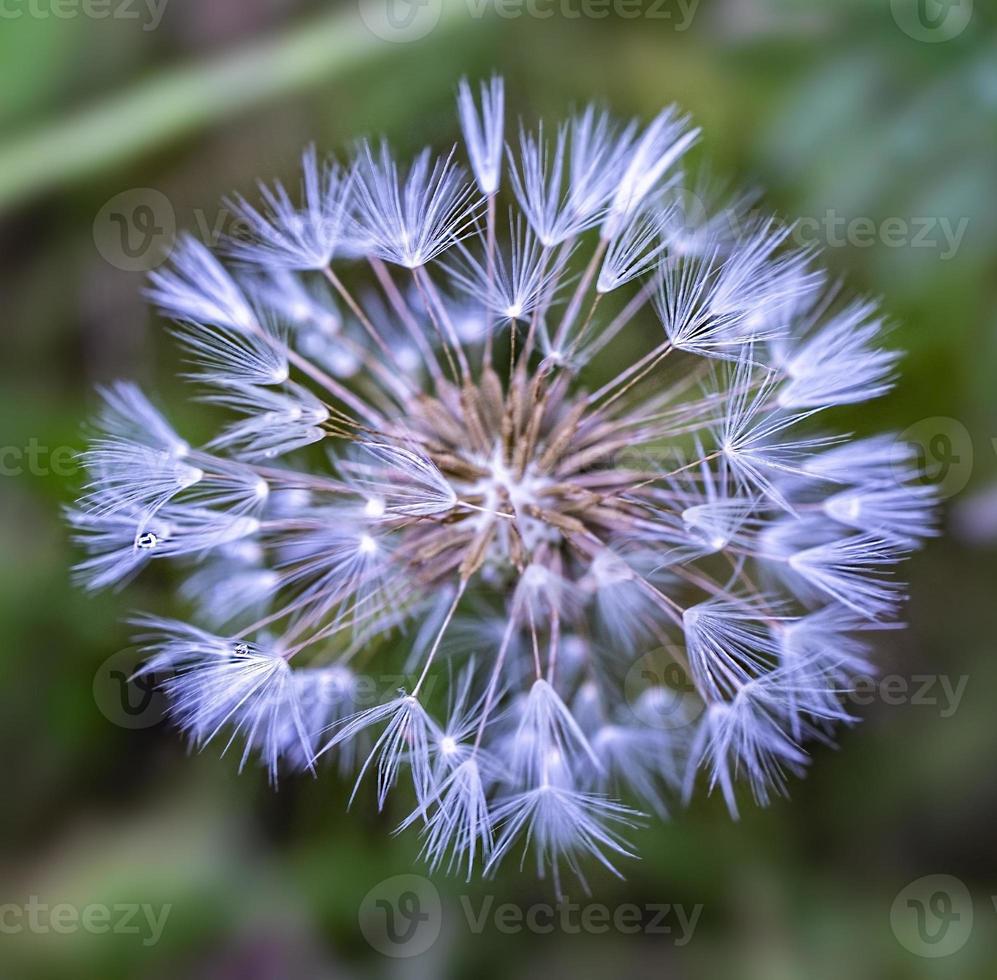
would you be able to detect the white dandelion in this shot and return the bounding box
[71,77,933,890]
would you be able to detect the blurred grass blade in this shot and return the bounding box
[0,5,466,209]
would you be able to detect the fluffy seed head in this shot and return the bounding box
[70,77,933,889]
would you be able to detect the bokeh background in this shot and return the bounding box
[2,0,996,977]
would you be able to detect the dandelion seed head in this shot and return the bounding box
[70,77,932,889]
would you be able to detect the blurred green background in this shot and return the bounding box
[2,0,997,977]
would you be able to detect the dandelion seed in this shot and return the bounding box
[226,145,355,270]
[351,142,481,268]
[457,75,505,196]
